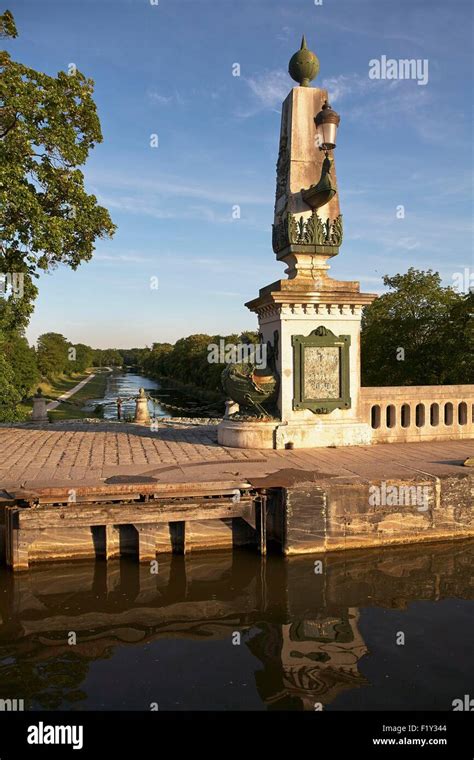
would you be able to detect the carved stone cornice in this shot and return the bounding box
[246,279,377,317]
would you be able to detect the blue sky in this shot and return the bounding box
[6,0,473,348]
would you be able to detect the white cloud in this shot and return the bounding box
[396,237,421,251]
[320,73,372,103]
[95,252,152,263]
[98,194,178,220]
[245,69,289,110]
[89,170,270,207]
[147,89,185,106]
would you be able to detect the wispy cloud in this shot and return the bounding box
[95,251,152,263]
[236,69,289,117]
[90,170,270,207]
[246,69,289,108]
[96,192,267,227]
[321,73,468,147]
[276,26,292,44]
[320,73,374,103]
[147,88,185,106]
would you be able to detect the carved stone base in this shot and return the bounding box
[218,418,373,450]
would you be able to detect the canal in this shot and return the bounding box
[86,371,221,421]
[0,540,473,711]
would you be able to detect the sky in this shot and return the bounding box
[5,0,474,349]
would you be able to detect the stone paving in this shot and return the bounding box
[0,421,473,492]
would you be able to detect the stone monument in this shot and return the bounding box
[218,37,377,449]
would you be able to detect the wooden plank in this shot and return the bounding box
[9,480,253,505]
[16,498,255,529]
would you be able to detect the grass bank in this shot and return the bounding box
[19,370,110,421]
[48,371,110,421]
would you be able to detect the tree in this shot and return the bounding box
[361,268,473,386]
[91,348,122,367]
[67,342,93,374]
[36,332,69,378]
[0,10,115,331]
[2,331,40,398]
[0,348,22,421]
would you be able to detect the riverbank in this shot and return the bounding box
[48,371,110,420]
[19,370,110,422]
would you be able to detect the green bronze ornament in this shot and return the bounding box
[302,154,337,210]
[221,332,280,418]
[272,210,343,254]
[288,35,320,87]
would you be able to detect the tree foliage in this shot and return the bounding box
[361,268,473,385]
[0,345,22,421]
[2,332,40,397]
[36,332,69,378]
[92,348,123,367]
[140,333,259,393]
[68,342,93,373]
[0,10,115,330]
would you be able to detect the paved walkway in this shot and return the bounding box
[0,421,472,491]
[46,374,96,411]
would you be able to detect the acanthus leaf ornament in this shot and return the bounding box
[272,210,343,252]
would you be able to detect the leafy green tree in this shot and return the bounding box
[140,332,260,393]
[2,331,40,398]
[36,332,69,378]
[67,342,93,374]
[361,268,473,385]
[0,346,22,421]
[0,10,115,331]
[119,347,149,368]
[92,348,122,367]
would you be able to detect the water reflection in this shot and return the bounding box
[0,541,473,710]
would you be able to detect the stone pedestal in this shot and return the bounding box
[134,388,150,425]
[32,394,49,423]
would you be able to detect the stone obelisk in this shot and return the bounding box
[218,37,377,449]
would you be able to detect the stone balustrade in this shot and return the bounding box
[360,385,474,443]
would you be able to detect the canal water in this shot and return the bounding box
[0,540,473,711]
[86,372,220,420]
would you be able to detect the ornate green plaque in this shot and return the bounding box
[292,326,351,413]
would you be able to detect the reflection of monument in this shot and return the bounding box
[218,37,377,449]
[249,611,368,710]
